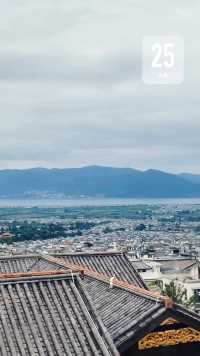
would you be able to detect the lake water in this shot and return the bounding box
[0,198,200,207]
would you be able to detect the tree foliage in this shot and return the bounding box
[162,280,198,309]
[162,281,186,304]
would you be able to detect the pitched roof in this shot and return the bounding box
[52,252,147,289]
[0,271,119,356]
[1,254,200,354]
[80,274,165,349]
[78,273,200,352]
[130,260,152,271]
[46,256,200,348]
[154,258,197,273]
[0,255,65,274]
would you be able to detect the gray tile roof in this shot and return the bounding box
[152,258,197,273]
[53,252,147,289]
[82,275,162,348]
[0,273,119,356]
[1,254,200,355]
[130,260,152,271]
[81,275,200,352]
[0,255,65,274]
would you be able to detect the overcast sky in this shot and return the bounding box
[0,0,200,173]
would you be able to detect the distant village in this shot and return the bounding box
[0,203,200,314]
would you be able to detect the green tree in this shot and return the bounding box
[162,281,187,304]
[184,294,199,309]
[162,280,198,310]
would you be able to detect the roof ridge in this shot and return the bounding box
[0,254,40,260]
[0,269,69,280]
[53,251,124,257]
[45,256,173,308]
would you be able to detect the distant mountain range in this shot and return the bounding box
[179,173,200,185]
[0,166,200,198]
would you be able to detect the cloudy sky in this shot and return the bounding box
[0,0,200,173]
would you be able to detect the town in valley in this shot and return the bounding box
[1,202,200,314]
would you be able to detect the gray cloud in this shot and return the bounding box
[0,50,140,83]
[0,0,200,173]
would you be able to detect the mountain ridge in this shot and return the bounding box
[0,165,200,198]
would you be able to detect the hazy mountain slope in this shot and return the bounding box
[180,173,200,185]
[0,166,200,198]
